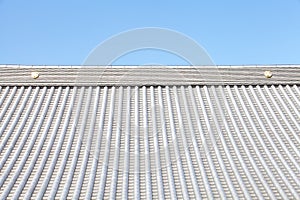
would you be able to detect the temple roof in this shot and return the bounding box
[0,65,300,199]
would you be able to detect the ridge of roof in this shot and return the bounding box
[0,65,300,86]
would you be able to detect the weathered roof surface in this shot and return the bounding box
[0,65,299,86]
[0,65,300,199]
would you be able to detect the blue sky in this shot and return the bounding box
[0,1,300,65]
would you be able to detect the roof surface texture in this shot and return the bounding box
[0,65,300,199]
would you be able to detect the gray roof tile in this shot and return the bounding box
[0,66,300,199]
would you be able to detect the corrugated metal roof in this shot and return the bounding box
[0,66,300,199]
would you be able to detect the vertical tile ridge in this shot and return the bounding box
[157,86,178,199]
[0,87,36,168]
[233,86,288,199]
[195,86,226,199]
[177,86,201,199]
[0,86,34,170]
[292,85,300,100]
[262,86,300,156]
[203,86,238,198]
[97,86,116,200]
[187,86,214,199]
[289,86,300,108]
[109,86,124,199]
[59,87,86,199]
[9,87,50,198]
[278,85,300,122]
[245,86,300,197]
[86,87,108,199]
[0,87,40,199]
[210,86,253,199]
[249,85,300,170]
[0,87,32,153]
[80,87,101,198]
[142,86,153,200]
[31,87,69,199]
[22,87,62,199]
[0,86,18,125]
[133,86,140,200]
[49,87,81,198]
[0,86,24,136]
[216,86,264,199]
[273,85,300,121]
[72,87,93,199]
[46,87,78,198]
[164,86,183,199]
[0,86,10,107]
[226,86,276,199]
[121,86,131,199]
[36,87,71,199]
[150,86,165,200]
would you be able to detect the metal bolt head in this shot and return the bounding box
[31,72,40,79]
[264,70,272,78]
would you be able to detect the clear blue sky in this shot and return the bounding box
[0,1,300,65]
